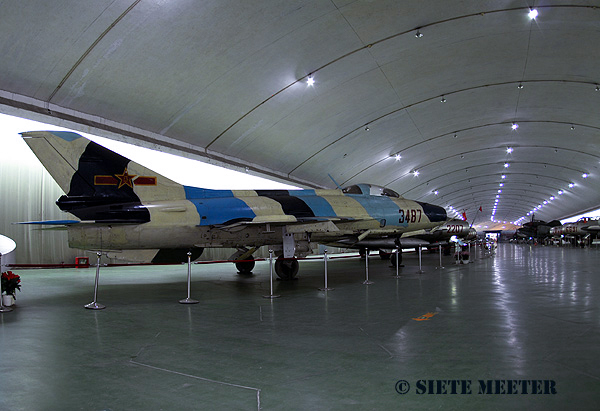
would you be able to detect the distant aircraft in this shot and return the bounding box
[515,218,562,241]
[334,218,476,262]
[20,131,448,279]
[550,217,600,243]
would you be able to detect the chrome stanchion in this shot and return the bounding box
[417,246,424,273]
[84,252,106,310]
[392,246,401,278]
[0,253,13,313]
[363,249,373,285]
[319,249,334,291]
[468,242,473,263]
[179,251,199,304]
[263,250,280,299]
[437,244,445,269]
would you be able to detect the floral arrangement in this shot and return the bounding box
[1,271,21,298]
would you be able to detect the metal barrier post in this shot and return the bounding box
[263,250,281,298]
[363,249,373,284]
[392,246,401,277]
[84,252,106,310]
[180,251,199,304]
[319,249,334,291]
[437,244,445,269]
[417,246,424,273]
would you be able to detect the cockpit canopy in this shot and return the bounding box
[342,184,402,198]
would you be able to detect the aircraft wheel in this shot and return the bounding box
[275,256,299,280]
[379,250,391,260]
[235,259,255,274]
[390,251,403,267]
[231,250,255,274]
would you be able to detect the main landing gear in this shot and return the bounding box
[274,255,299,280]
[231,249,256,275]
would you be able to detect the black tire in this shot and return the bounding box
[379,250,391,260]
[235,259,255,274]
[274,256,299,280]
[390,251,403,267]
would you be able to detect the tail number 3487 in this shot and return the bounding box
[399,209,422,224]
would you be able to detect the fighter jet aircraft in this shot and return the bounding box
[20,131,447,279]
[549,217,600,246]
[515,218,562,241]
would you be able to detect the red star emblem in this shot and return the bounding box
[114,168,137,188]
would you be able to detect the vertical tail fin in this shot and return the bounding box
[21,131,185,222]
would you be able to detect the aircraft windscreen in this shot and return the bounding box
[342,184,400,198]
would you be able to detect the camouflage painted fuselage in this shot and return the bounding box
[22,131,447,256]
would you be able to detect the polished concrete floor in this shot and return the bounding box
[1,244,599,410]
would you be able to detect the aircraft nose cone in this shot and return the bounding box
[419,202,447,222]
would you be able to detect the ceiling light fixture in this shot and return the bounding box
[517,83,524,89]
[412,170,420,176]
[506,147,513,154]
[434,190,439,195]
[550,196,555,200]
[306,75,315,86]
[441,96,446,103]
[511,123,519,130]
[395,153,401,161]
[365,126,370,131]
[558,190,564,195]
[499,183,504,187]
[415,30,423,38]
[582,173,589,178]
[596,85,600,92]
[569,183,574,188]
[504,163,510,168]
[501,175,506,179]
[528,9,538,19]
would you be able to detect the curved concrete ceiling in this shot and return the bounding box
[1,1,599,228]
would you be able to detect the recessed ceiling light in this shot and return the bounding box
[528,9,538,19]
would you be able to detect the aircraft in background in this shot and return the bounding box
[333,218,476,262]
[20,131,448,279]
[550,217,600,245]
[514,218,562,241]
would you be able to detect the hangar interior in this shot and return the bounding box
[1,1,600,409]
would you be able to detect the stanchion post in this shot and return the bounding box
[319,249,334,291]
[437,244,445,269]
[84,252,106,310]
[363,249,373,284]
[392,246,401,277]
[263,250,281,299]
[417,246,424,273]
[179,251,199,304]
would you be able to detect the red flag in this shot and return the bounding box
[462,211,467,221]
[479,206,482,212]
